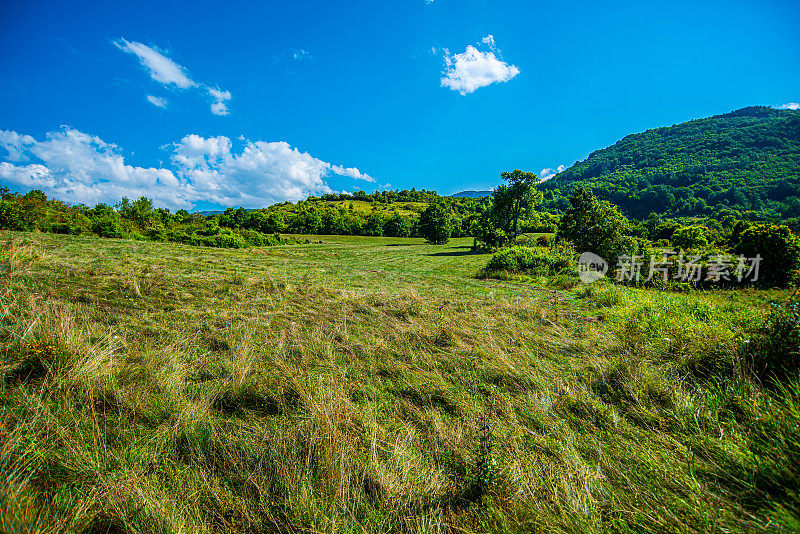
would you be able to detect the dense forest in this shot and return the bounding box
[540,106,800,220]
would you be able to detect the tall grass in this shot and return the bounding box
[0,232,798,533]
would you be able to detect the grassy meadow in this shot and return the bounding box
[1,232,798,533]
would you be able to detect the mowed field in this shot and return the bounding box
[1,232,798,533]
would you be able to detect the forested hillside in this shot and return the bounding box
[540,106,800,219]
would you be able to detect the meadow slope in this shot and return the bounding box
[0,233,798,533]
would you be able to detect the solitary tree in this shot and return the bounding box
[419,201,453,244]
[493,170,543,240]
[472,170,543,249]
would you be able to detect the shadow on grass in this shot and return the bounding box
[424,247,480,257]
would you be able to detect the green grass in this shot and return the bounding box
[1,231,798,533]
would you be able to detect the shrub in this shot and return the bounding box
[482,244,575,277]
[734,223,800,287]
[749,297,800,383]
[92,217,126,239]
[556,188,635,268]
[145,224,167,242]
[536,234,551,246]
[212,232,247,249]
[0,200,30,230]
[241,229,266,247]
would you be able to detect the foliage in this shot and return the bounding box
[671,225,712,250]
[481,243,576,277]
[556,188,635,267]
[0,190,297,249]
[750,296,800,383]
[419,201,453,244]
[540,107,800,220]
[492,170,543,239]
[472,171,544,249]
[734,223,800,287]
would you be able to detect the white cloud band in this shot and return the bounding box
[0,127,374,210]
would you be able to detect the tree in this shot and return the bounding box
[671,225,711,250]
[556,188,634,267]
[493,170,543,240]
[384,212,411,237]
[363,211,386,236]
[734,224,800,287]
[419,201,453,244]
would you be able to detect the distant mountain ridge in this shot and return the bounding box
[539,106,800,219]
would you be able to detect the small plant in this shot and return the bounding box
[749,296,800,383]
[469,412,499,499]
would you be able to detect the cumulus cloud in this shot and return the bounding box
[115,37,232,116]
[440,37,519,95]
[0,130,36,161]
[539,164,567,182]
[0,127,375,210]
[146,95,168,108]
[779,102,800,110]
[114,38,195,89]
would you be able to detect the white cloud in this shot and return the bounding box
[115,37,232,116]
[146,95,168,108]
[114,38,195,89]
[779,102,800,110]
[0,130,36,161]
[440,39,519,95]
[539,164,567,182]
[0,127,375,210]
[208,87,232,116]
[330,165,375,182]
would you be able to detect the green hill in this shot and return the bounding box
[539,106,800,220]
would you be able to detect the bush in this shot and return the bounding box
[145,224,167,242]
[556,188,635,268]
[0,200,30,231]
[92,217,126,239]
[212,232,247,249]
[482,244,576,277]
[734,223,800,287]
[750,297,800,383]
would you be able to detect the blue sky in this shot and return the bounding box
[1,0,798,210]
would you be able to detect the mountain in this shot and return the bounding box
[451,190,493,198]
[539,106,800,219]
